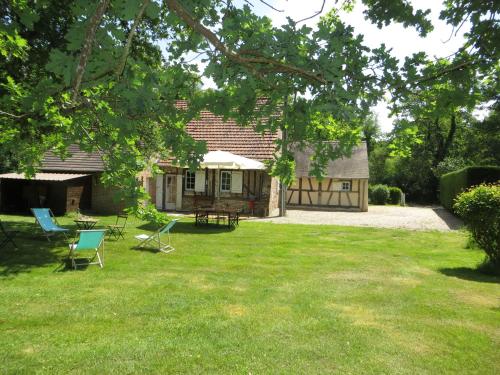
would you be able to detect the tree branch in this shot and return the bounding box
[116,0,150,78]
[258,0,284,12]
[164,0,326,84]
[71,0,110,102]
[296,0,325,23]
[0,110,27,119]
[392,60,474,91]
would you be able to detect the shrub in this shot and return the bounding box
[370,184,390,205]
[454,183,500,273]
[128,203,169,226]
[368,185,374,202]
[440,166,500,211]
[388,187,403,205]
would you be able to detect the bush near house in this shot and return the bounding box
[388,187,403,205]
[369,184,390,204]
[440,166,500,211]
[454,183,500,273]
[369,184,403,205]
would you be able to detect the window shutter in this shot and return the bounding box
[194,170,205,192]
[231,171,243,193]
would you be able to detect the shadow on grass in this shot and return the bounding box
[136,221,236,234]
[439,267,499,284]
[53,258,93,272]
[0,220,70,277]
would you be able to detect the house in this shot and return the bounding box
[0,145,149,215]
[0,109,369,216]
[155,106,369,215]
[155,104,282,216]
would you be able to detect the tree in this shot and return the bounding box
[1,0,498,213]
[361,113,381,156]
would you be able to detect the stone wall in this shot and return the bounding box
[182,194,271,216]
[267,176,280,216]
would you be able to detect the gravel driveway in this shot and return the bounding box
[258,205,463,231]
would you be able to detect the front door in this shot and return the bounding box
[155,174,177,210]
[165,174,176,210]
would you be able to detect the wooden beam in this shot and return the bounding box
[298,178,302,205]
[357,180,360,208]
[318,181,322,205]
[327,178,333,191]
[327,191,334,205]
[346,192,352,206]
[253,171,257,196]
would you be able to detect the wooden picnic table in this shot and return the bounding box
[194,208,239,228]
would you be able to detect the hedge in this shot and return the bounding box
[440,166,500,211]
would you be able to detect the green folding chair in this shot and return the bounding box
[107,214,128,240]
[31,208,69,241]
[68,229,106,269]
[134,219,178,254]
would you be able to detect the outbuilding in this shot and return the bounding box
[286,143,369,211]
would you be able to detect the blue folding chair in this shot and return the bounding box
[31,208,69,241]
[134,219,178,253]
[68,229,106,269]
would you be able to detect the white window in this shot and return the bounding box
[220,171,232,192]
[185,171,195,191]
[341,181,351,191]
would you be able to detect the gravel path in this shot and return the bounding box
[257,205,463,231]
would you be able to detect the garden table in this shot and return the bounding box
[74,218,99,230]
[194,209,239,228]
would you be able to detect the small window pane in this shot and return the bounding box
[185,171,195,190]
[341,181,351,191]
[221,171,231,192]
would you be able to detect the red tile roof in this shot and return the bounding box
[175,101,280,162]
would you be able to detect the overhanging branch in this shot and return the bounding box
[116,0,151,78]
[71,0,110,102]
[164,0,326,84]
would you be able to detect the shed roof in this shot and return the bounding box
[41,144,104,172]
[0,172,90,181]
[293,142,369,179]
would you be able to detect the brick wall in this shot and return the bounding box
[66,185,84,212]
[90,171,151,214]
[91,174,126,214]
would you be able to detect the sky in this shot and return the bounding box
[188,1,469,133]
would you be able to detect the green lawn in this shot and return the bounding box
[0,214,498,374]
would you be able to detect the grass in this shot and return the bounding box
[0,213,499,374]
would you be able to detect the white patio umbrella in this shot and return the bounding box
[200,150,265,170]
